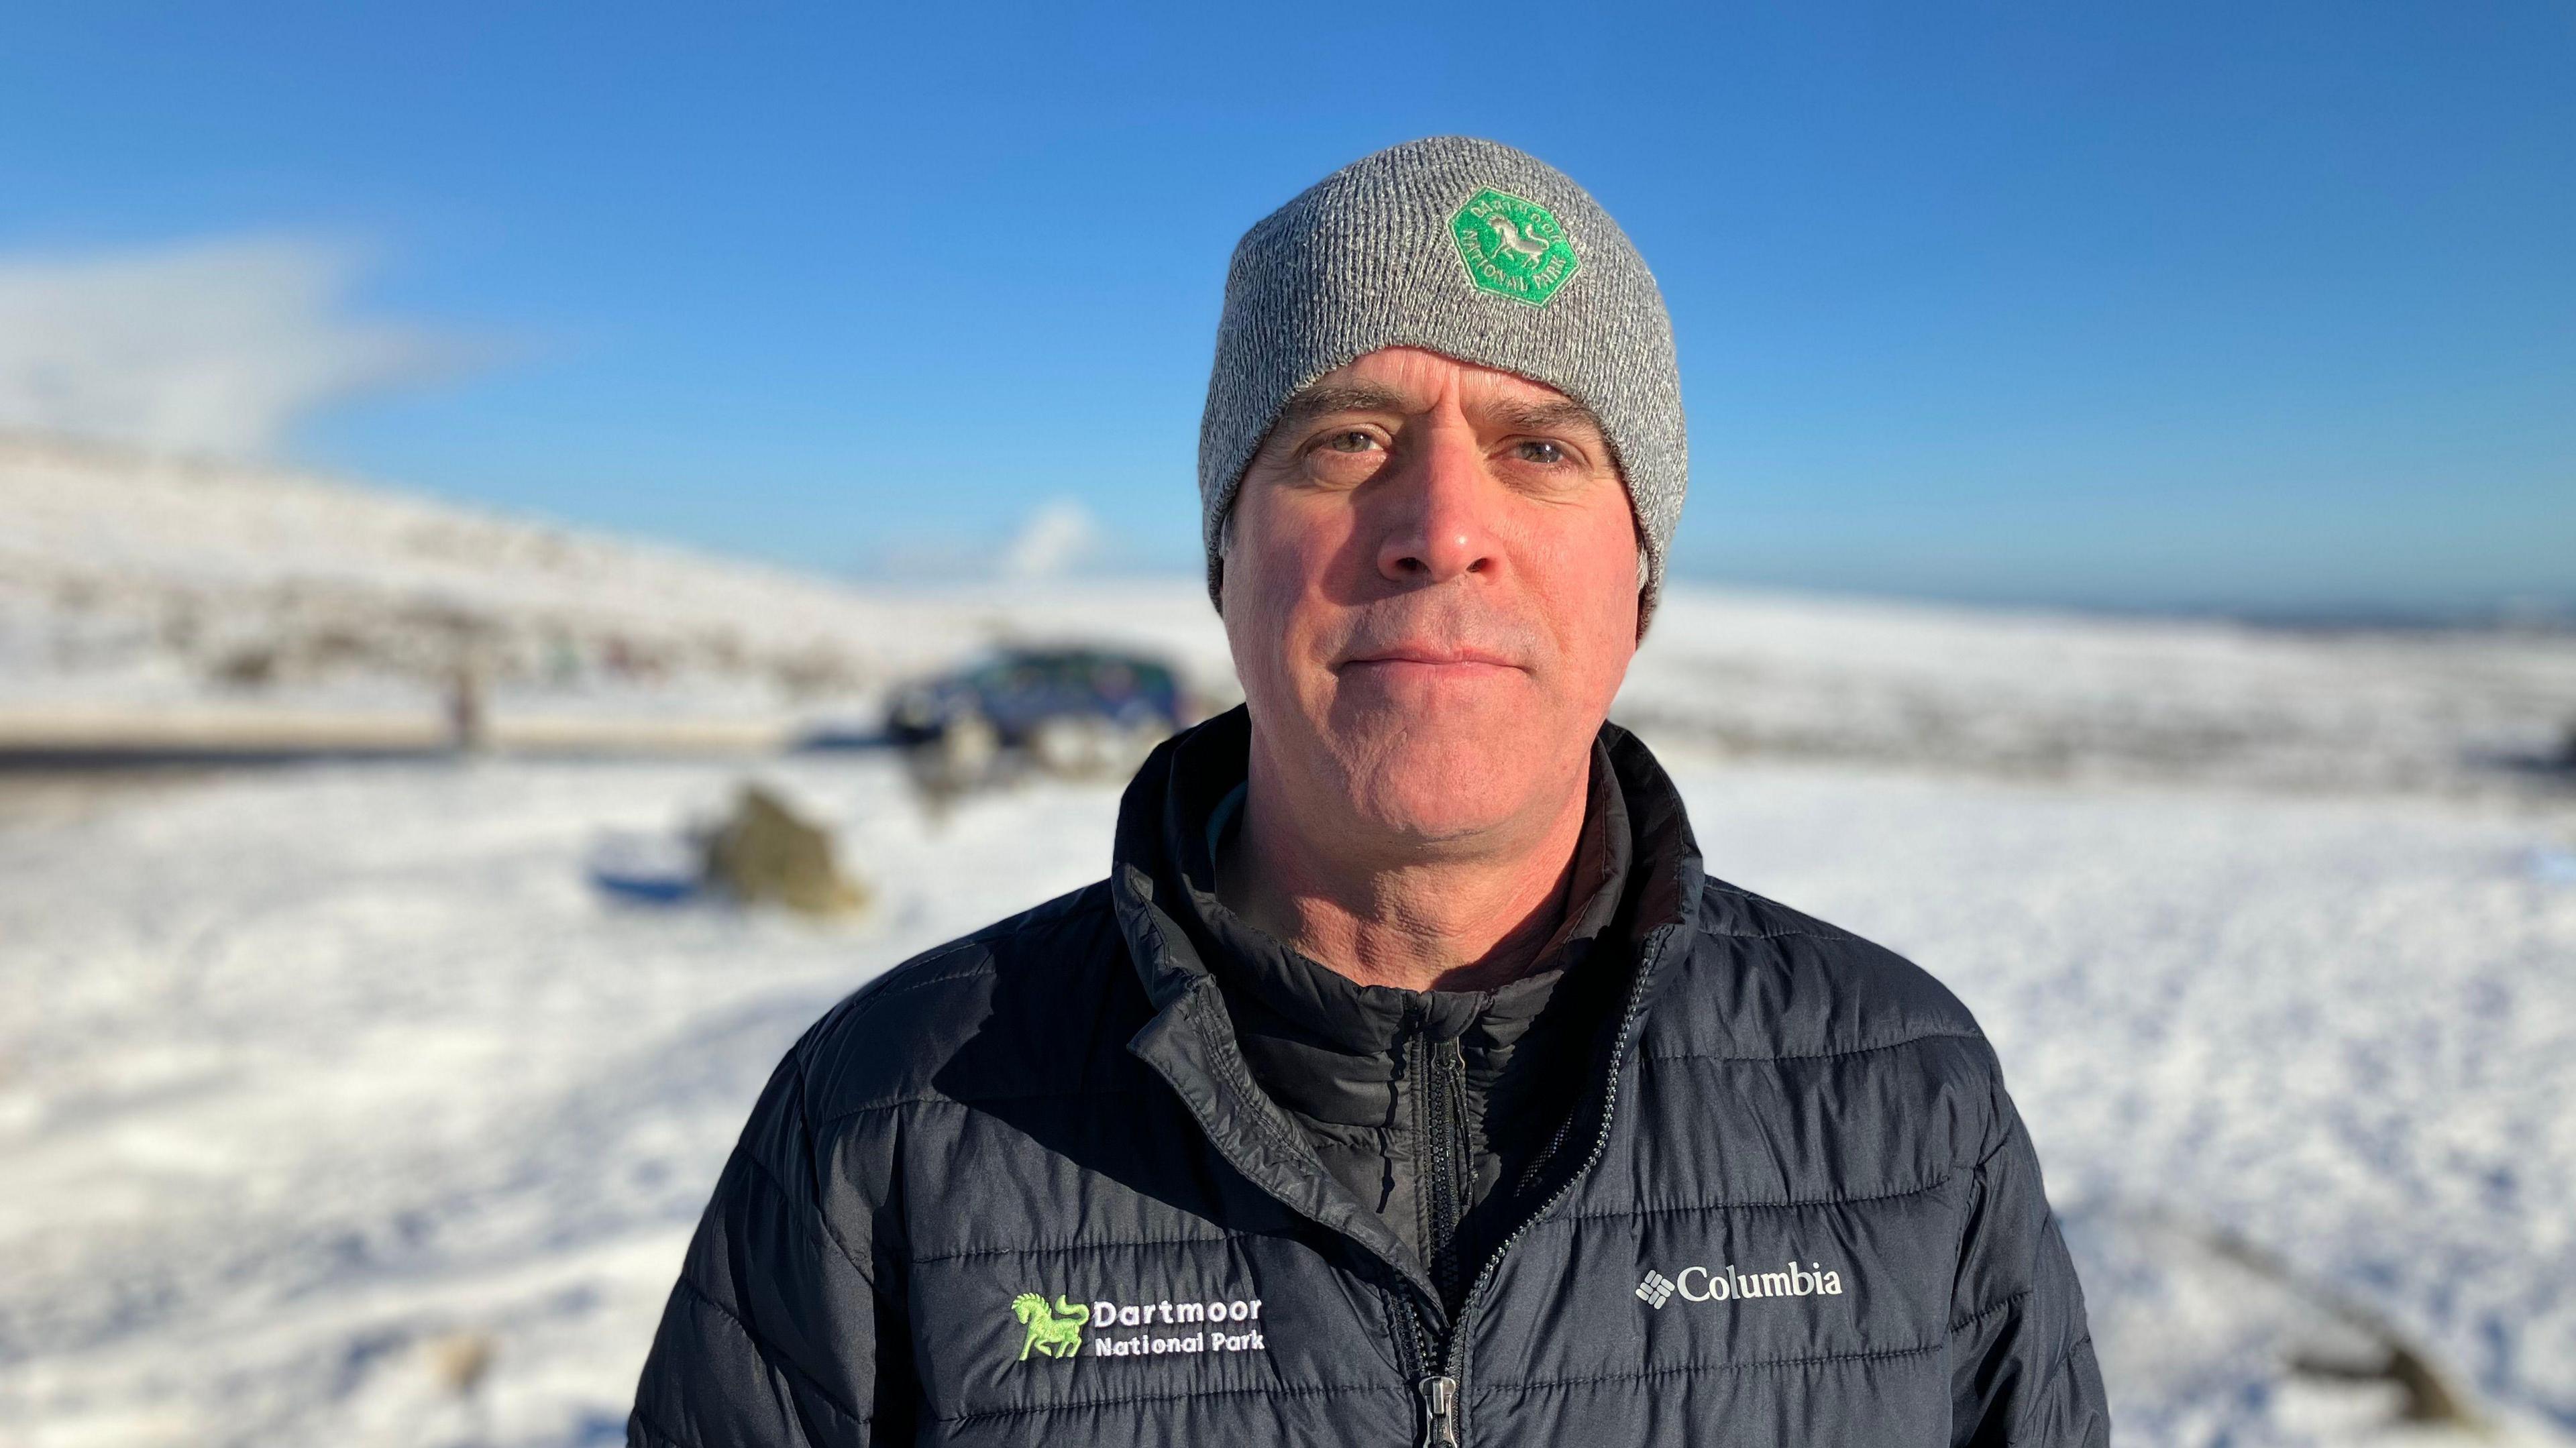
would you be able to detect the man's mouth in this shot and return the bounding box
[1339,645,1521,673]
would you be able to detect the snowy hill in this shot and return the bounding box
[6,431,2575,797]
[1625,590,2576,797]
[0,434,1189,717]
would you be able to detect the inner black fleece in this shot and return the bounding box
[1148,708,1638,1309]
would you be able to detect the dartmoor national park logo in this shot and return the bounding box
[1008,1290,1268,1363]
[1012,1294,1089,1359]
[1636,1258,1846,1310]
[1448,187,1579,308]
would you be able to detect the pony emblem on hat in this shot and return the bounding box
[1449,186,1579,307]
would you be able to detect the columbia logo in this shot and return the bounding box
[1635,1258,1848,1308]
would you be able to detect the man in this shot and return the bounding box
[631,136,2106,1448]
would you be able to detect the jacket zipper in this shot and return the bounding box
[1415,1374,1460,1447]
[1399,924,1672,1448]
[1424,1034,1470,1307]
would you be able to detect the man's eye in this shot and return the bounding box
[1515,439,1568,465]
[1322,431,1379,453]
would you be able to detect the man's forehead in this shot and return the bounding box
[1270,349,1605,437]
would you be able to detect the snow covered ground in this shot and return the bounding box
[6,740,2571,1447]
[4,439,2575,1445]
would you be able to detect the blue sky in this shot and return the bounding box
[3,2,2569,616]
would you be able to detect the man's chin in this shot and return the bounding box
[1326,666,1533,740]
[1330,728,1568,842]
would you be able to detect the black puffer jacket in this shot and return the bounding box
[631,710,2108,1448]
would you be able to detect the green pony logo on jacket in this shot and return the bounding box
[1012,1294,1089,1359]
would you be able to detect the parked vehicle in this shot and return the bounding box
[883,647,1189,782]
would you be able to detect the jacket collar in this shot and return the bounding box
[1110,704,1705,1295]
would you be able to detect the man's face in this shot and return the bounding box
[1220,346,1642,848]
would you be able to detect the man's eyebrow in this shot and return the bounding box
[1269,384,1606,439]
[1487,398,1606,437]
[1269,382,1414,434]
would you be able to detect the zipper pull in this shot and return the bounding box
[1417,1374,1460,1447]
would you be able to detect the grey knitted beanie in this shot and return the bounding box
[1198,135,1686,623]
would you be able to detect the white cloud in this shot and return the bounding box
[0,235,466,455]
[1002,497,1103,579]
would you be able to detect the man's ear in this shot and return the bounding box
[1209,499,1241,617]
[1631,514,1653,643]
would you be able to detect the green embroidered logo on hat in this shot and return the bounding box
[1449,187,1579,308]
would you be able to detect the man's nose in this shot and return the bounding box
[1375,427,1499,585]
